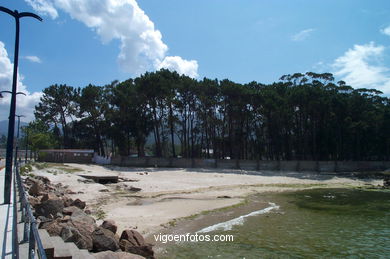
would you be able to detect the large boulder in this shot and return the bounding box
[66,212,97,250]
[28,196,40,208]
[93,251,145,259]
[61,226,92,250]
[120,230,145,247]
[40,219,66,236]
[28,180,44,196]
[101,220,118,234]
[92,227,120,252]
[34,175,51,184]
[119,230,154,259]
[63,206,83,216]
[41,192,59,202]
[42,210,97,250]
[35,197,64,218]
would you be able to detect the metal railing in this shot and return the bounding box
[13,161,47,259]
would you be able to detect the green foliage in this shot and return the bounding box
[20,164,33,176]
[32,70,390,161]
[32,162,50,170]
[95,208,106,220]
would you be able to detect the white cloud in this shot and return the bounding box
[332,42,390,94]
[24,55,42,63]
[380,26,390,36]
[291,28,315,41]
[0,42,42,122]
[158,56,198,78]
[25,0,198,77]
[25,0,58,19]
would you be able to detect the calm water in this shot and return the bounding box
[162,189,390,259]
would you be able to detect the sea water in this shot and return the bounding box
[162,188,390,258]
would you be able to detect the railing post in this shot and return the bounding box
[23,210,29,243]
[28,222,35,259]
[12,164,19,259]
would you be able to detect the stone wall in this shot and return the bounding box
[111,157,390,172]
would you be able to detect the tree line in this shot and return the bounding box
[24,69,390,161]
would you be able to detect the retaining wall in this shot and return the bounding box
[111,157,390,172]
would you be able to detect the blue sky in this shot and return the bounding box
[1,0,390,121]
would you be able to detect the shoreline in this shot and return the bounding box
[29,163,383,240]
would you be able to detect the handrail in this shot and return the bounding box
[14,161,47,259]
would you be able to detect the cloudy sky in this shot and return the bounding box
[1,0,390,122]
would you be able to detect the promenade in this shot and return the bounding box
[0,166,15,258]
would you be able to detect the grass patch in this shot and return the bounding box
[20,164,33,176]
[46,169,58,175]
[32,162,68,170]
[95,208,107,220]
[57,167,83,173]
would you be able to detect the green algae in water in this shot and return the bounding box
[161,189,390,259]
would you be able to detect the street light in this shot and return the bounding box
[14,115,25,168]
[24,127,29,163]
[0,6,42,204]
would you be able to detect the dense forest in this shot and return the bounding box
[23,69,390,161]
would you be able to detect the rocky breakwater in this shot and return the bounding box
[24,176,155,259]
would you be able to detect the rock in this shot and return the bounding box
[71,208,89,218]
[41,192,59,202]
[37,216,53,228]
[101,220,118,234]
[85,209,92,215]
[28,180,44,196]
[127,187,142,192]
[62,196,74,207]
[120,230,145,247]
[61,226,92,250]
[35,175,50,184]
[40,219,65,236]
[119,230,154,259]
[28,196,40,208]
[93,251,145,259]
[63,206,83,216]
[35,197,64,218]
[92,227,120,252]
[119,240,154,259]
[99,189,110,192]
[72,198,86,209]
[66,213,97,250]
[60,216,71,223]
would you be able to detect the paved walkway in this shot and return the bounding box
[0,167,15,258]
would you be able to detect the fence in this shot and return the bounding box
[14,162,47,259]
[111,157,390,172]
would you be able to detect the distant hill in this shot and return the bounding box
[0,120,28,137]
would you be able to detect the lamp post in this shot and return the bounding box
[25,127,29,163]
[0,6,42,204]
[14,115,25,168]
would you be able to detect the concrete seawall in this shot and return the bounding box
[111,157,390,172]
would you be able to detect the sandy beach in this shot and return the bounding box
[30,163,382,238]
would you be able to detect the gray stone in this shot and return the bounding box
[101,220,118,234]
[92,227,120,252]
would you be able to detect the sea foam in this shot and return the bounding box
[197,202,280,233]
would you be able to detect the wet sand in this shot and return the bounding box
[31,163,382,238]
